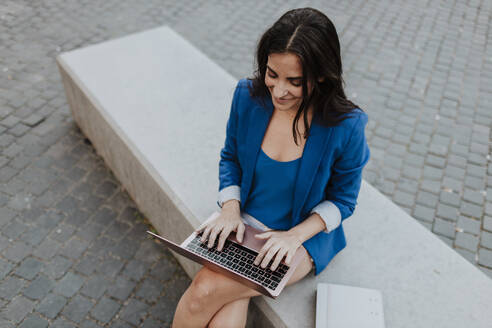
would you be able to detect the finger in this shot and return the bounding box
[255,231,273,239]
[236,223,245,243]
[260,245,281,269]
[195,221,208,233]
[200,225,213,243]
[285,249,294,265]
[254,239,273,266]
[217,227,232,251]
[207,226,222,249]
[271,248,287,271]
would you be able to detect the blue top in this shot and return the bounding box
[244,148,301,231]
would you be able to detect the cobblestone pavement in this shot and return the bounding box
[0,0,491,326]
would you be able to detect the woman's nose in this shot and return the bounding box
[272,87,288,98]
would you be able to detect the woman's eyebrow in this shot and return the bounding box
[266,65,302,80]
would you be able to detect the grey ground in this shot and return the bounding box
[0,0,491,326]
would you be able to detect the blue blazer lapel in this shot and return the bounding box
[240,100,273,204]
[291,115,332,222]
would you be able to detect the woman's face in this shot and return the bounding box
[265,52,312,113]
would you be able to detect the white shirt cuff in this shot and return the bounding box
[217,185,241,208]
[310,200,342,233]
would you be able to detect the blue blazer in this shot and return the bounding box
[218,78,370,275]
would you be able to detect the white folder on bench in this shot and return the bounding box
[316,283,385,328]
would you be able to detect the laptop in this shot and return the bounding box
[146,210,306,298]
[316,283,385,328]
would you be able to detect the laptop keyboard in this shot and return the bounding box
[185,234,289,290]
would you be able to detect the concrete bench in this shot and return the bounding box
[56,25,492,328]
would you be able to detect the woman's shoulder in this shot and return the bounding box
[328,108,368,134]
[233,78,269,113]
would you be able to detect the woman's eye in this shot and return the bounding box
[267,74,276,78]
[292,82,301,87]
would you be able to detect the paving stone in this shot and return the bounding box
[439,190,460,207]
[51,317,77,328]
[14,257,44,280]
[412,205,435,223]
[478,248,492,268]
[150,258,176,282]
[465,175,486,192]
[460,201,483,219]
[96,256,125,277]
[33,238,61,260]
[94,180,118,198]
[54,272,84,297]
[62,294,94,324]
[18,314,49,328]
[91,206,118,226]
[455,232,479,252]
[420,180,440,194]
[73,253,100,276]
[122,259,152,281]
[136,278,163,302]
[141,317,163,328]
[50,224,76,243]
[436,203,459,222]
[55,196,81,216]
[456,216,481,235]
[23,274,54,300]
[2,219,28,240]
[90,296,121,323]
[104,221,132,240]
[0,276,27,300]
[80,275,109,300]
[484,216,492,232]
[134,240,163,263]
[442,177,462,192]
[35,211,64,231]
[81,195,105,213]
[433,218,456,238]
[42,255,73,279]
[416,191,438,208]
[36,293,67,319]
[119,298,149,326]
[80,320,104,328]
[2,240,33,263]
[463,189,485,205]
[109,237,139,260]
[487,203,492,217]
[107,276,136,301]
[481,230,492,249]
[109,320,133,328]
[1,295,35,324]
[0,258,14,280]
[58,237,90,259]
[392,190,415,208]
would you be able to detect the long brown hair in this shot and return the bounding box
[248,7,361,146]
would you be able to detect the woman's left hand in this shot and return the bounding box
[253,230,303,271]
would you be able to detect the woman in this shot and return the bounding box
[172,7,370,328]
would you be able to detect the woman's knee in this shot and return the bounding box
[186,268,220,314]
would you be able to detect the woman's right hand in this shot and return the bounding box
[195,200,245,251]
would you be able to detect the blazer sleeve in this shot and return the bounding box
[217,81,243,208]
[310,111,370,232]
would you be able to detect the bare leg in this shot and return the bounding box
[207,297,250,328]
[172,247,313,328]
